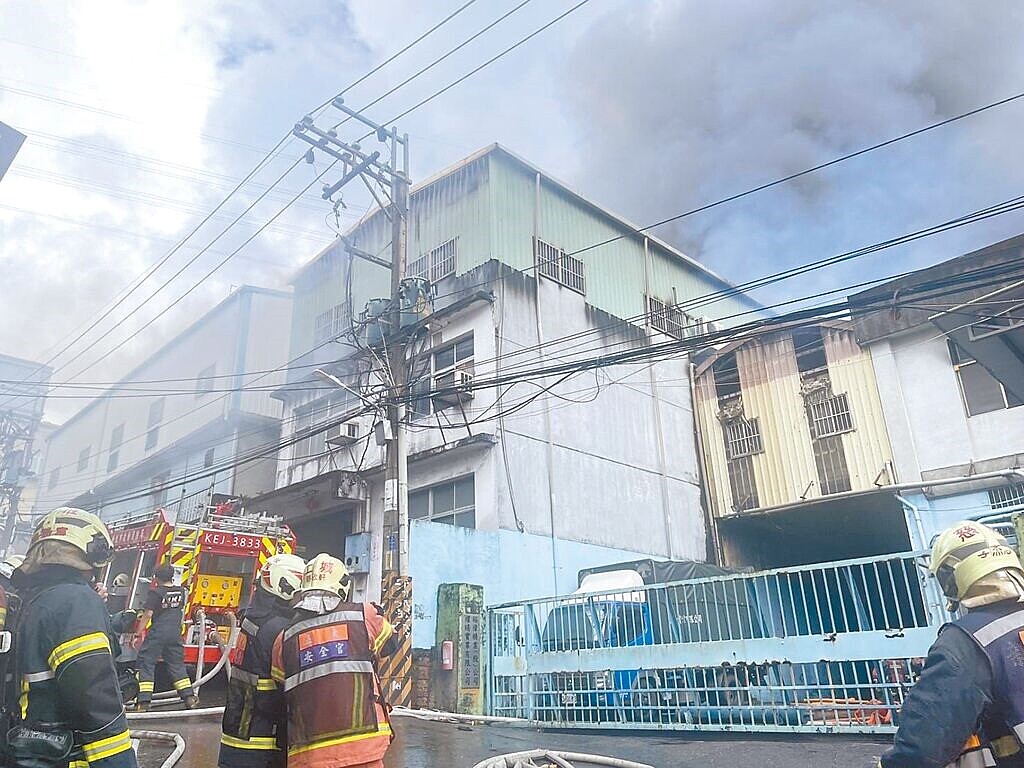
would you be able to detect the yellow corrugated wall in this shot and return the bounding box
[694,325,894,519]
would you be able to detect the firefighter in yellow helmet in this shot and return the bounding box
[270,554,398,768]
[219,553,305,768]
[8,507,137,768]
[882,521,1024,768]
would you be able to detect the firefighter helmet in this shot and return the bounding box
[259,553,306,601]
[299,553,352,601]
[112,573,130,589]
[30,507,115,567]
[0,554,24,579]
[930,521,1024,601]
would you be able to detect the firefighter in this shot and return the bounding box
[8,507,136,768]
[132,563,197,711]
[882,520,1024,768]
[218,553,305,768]
[270,553,399,768]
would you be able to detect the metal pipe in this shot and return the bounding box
[894,494,928,553]
[150,612,234,701]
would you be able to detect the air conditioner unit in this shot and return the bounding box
[326,420,361,447]
[431,369,474,410]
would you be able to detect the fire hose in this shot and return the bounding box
[130,731,186,768]
[472,752,653,768]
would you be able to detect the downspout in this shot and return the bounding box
[894,493,928,553]
[532,171,560,593]
[643,238,675,558]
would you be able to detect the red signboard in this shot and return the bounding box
[111,521,159,550]
[200,530,262,555]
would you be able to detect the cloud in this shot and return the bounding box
[563,0,1024,310]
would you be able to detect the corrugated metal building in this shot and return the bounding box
[257,144,764,643]
[693,320,906,567]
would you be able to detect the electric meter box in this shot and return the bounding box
[344,533,371,574]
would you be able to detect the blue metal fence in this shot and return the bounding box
[486,551,950,732]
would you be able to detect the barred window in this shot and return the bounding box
[647,295,693,338]
[989,483,1024,510]
[535,238,586,295]
[314,303,350,346]
[146,397,165,451]
[409,238,458,283]
[724,418,763,459]
[808,392,854,438]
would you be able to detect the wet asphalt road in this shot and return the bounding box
[134,713,889,768]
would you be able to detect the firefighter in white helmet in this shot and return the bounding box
[219,553,306,768]
[882,521,1024,768]
[271,553,399,768]
[8,507,136,768]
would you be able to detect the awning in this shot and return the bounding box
[931,277,1024,403]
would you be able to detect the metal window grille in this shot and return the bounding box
[809,392,854,438]
[536,239,585,294]
[195,364,215,397]
[647,295,691,338]
[410,238,458,283]
[990,482,1024,510]
[314,303,349,346]
[724,418,763,459]
[77,446,90,473]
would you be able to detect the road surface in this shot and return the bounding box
[134,713,889,768]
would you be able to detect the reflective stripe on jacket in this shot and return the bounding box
[219,592,290,768]
[15,565,137,768]
[270,603,394,768]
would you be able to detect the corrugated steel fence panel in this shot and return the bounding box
[486,551,949,732]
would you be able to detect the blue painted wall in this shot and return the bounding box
[902,489,999,547]
[409,520,655,647]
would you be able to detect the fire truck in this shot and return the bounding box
[103,503,297,665]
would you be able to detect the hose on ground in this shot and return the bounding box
[150,612,235,701]
[472,751,653,768]
[130,730,186,768]
[391,707,528,725]
[128,706,225,721]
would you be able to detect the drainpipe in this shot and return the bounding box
[643,237,674,558]
[894,493,928,552]
[532,171,560,594]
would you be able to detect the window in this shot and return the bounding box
[990,483,1024,511]
[314,303,350,346]
[948,340,1023,417]
[408,238,457,283]
[410,335,475,417]
[150,475,168,509]
[48,467,59,490]
[793,326,828,375]
[724,418,763,459]
[204,448,216,469]
[146,397,165,451]
[107,423,124,472]
[77,446,90,473]
[291,394,354,461]
[712,352,741,401]
[807,392,854,438]
[535,238,585,294]
[195,364,215,398]
[409,475,475,527]
[646,295,707,339]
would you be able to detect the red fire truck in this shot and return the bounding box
[103,504,296,665]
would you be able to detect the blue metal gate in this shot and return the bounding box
[486,552,950,732]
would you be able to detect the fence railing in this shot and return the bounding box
[487,551,950,732]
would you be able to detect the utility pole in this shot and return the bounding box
[294,104,413,706]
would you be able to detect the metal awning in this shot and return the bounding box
[931,277,1024,403]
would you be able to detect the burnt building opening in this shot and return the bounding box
[793,325,827,374]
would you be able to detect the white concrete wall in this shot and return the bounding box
[36,288,291,516]
[870,327,1024,481]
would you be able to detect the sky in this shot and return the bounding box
[2,0,1024,423]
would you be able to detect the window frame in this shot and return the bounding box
[807,392,855,439]
[145,396,165,452]
[409,334,475,418]
[77,445,91,473]
[724,417,764,459]
[107,423,125,472]
[408,474,475,528]
[948,340,1022,417]
[408,238,458,283]
[535,238,586,295]
[195,364,216,398]
[314,303,350,346]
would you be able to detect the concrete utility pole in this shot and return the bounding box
[294,104,413,705]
